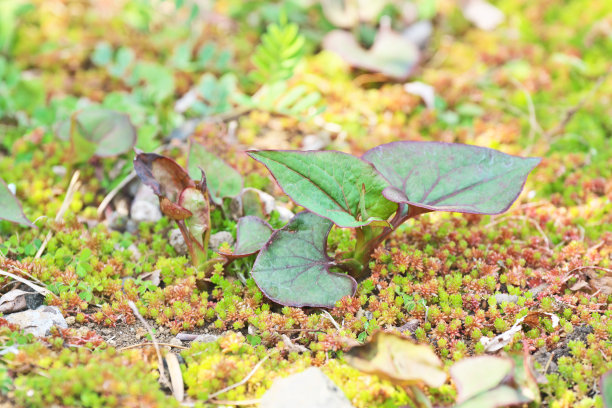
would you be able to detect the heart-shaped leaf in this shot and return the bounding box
[251,211,357,307]
[323,28,420,80]
[345,331,447,388]
[363,141,541,214]
[187,140,243,205]
[248,150,397,228]
[0,178,34,227]
[56,108,137,158]
[134,153,194,204]
[219,216,274,259]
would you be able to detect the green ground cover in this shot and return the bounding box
[0,0,610,407]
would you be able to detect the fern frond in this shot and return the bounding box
[250,20,305,85]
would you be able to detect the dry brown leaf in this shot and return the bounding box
[138,270,161,287]
[345,331,447,387]
[481,312,559,352]
[0,290,29,314]
[165,352,185,402]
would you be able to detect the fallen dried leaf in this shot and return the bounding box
[345,331,447,387]
[165,352,185,402]
[481,312,559,352]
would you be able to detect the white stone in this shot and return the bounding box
[5,306,68,337]
[209,231,235,251]
[260,367,355,408]
[169,228,188,255]
[130,184,162,223]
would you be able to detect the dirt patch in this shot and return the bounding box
[533,325,594,375]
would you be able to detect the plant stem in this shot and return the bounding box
[177,221,208,268]
[344,204,432,281]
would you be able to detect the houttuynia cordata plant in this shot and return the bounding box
[134,141,540,308]
[247,141,541,307]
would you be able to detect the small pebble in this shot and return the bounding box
[169,338,183,347]
[209,231,235,251]
[169,228,188,255]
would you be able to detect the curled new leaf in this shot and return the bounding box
[251,211,357,307]
[218,216,274,259]
[345,331,447,388]
[178,187,210,250]
[133,152,210,266]
[0,177,34,227]
[363,141,541,214]
[187,140,242,205]
[134,153,194,203]
[248,150,397,228]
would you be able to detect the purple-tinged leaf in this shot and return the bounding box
[134,153,194,203]
[323,28,420,80]
[248,150,397,228]
[160,197,192,220]
[363,141,541,215]
[187,140,243,205]
[219,216,274,259]
[0,178,34,227]
[251,211,357,307]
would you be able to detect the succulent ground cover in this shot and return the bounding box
[0,0,611,407]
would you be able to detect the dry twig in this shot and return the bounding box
[0,270,52,296]
[35,171,81,259]
[118,342,188,351]
[96,170,137,218]
[544,65,612,140]
[127,301,170,388]
[206,351,276,401]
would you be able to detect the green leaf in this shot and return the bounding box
[91,42,113,66]
[0,177,34,227]
[56,108,137,159]
[455,386,531,408]
[450,355,539,408]
[248,150,397,228]
[363,141,541,214]
[240,189,267,219]
[450,356,513,403]
[251,211,357,307]
[219,216,274,259]
[187,140,243,205]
